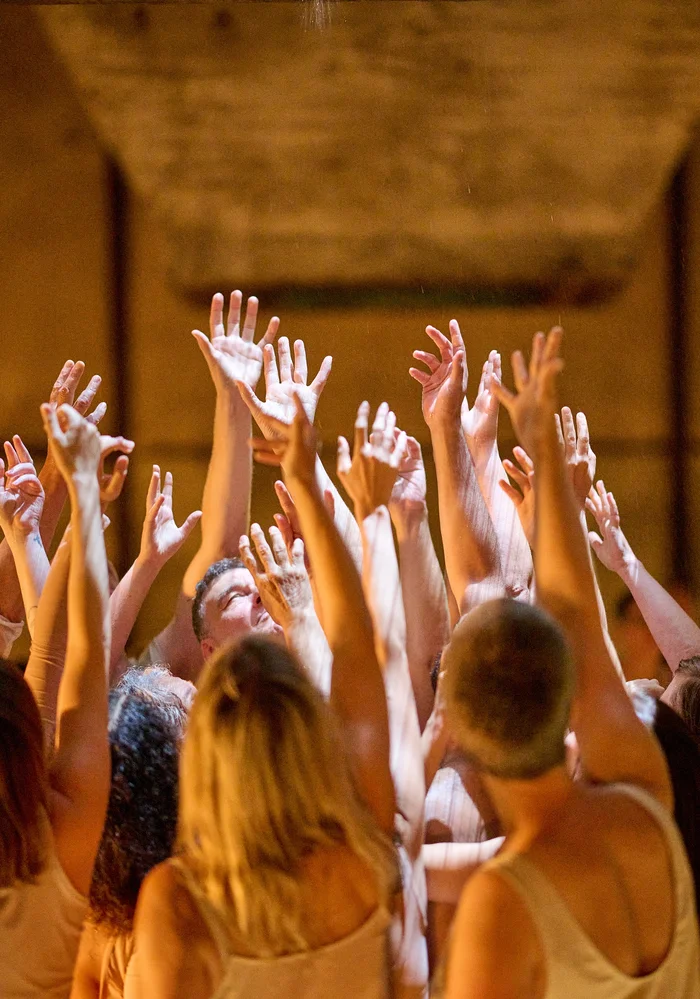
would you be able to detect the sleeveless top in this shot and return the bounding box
[99,932,135,999]
[128,860,394,999]
[480,784,700,998]
[0,834,87,998]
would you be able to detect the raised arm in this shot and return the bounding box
[236,335,363,570]
[338,403,425,845]
[0,439,49,636]
[0,361,104,636]
[248,394,395,834]
[493,329,671,808]
[40,402,112,895]
[388,433,450,729]
[410,321,502,613]
[109,466,201,682]
[146,292,277,679]
[587,479,700,673]
[462,350,533,598]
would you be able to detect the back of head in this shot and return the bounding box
[0,661,47,888]
[443,599,574,780]
[672,657,700,744]
[116,665,191,737]
[179,635,395,955]
[89,688,181,933]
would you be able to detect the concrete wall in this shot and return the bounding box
[0,8,689,658]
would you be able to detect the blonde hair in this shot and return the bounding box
[178,636,395,956]
[0,661,48,887]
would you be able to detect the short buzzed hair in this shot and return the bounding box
[443,599,574,780]
[191,557,246,643]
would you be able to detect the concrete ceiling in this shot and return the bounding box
[38,1,700,301]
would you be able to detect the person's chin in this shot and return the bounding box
[254,616,284,640]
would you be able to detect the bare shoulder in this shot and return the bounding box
[133,861,220,999]
[445,865,545,999]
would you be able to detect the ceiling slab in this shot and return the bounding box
[39,1,700,300]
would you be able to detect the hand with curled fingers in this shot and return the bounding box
[191,290,279,393]
[409,319,467,427]
[337,401,408,521]
[239,523,314,630]
[0,437,45,540]
[388,431,427,520]
[489,327,564,455]
[585,480,636,577]
[556,407,596,508]
[461,349,502,456]
[42,360,106,476]
[500,446,536,547]
[236,335,332,440]
[138,466,202,569]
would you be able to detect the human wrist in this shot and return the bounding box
[133,550,165,580]
[390,501,429,540]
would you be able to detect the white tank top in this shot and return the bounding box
[128,861,394,999]
[0,834,87,998]
[484,784,700,998]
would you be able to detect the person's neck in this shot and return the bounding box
[483,765,576,848]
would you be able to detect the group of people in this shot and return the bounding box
[1,290,700,999]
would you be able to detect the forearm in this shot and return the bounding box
[393,507,449,728]
[432,423,501,610]
[314,456,363,572]
[39,458,69,552]
[57,476,110,722]
[360,506,407,666]
[5,532,50,636]
[423,839,505,905]
[283,608,333,696]
[183,390,251,596]
[619,558,700,672]
[25,535,71,750]
[0,540,25,624]
[474,443,533,597]
[582,511,624,681]
[109,556,161,681]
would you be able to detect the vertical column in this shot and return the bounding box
[106,156,133,578]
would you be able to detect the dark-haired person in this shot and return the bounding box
[70,680,185,999]
[0,403,111,999]
[442,330,699,998]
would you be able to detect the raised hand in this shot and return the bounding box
[98,433,135,511]
[556,407,596,508]
[461,349,501,454]
[239,523,314,630]
[249,393,319,486]
[585,480,636,576]
[138,466,202,568]
[40,403,104,483]
[236,336,332,440]
[192,290,279,392]
[0,437,45,539]
[48,360,107,426]
[409,319,467,427]
[337,401,407,520]
[500,446,536,547]
[388,432,427,517]
[490,327,564,454]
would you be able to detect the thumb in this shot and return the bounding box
[588,531,603,555]
[323,487,336,521]
[192,329,214,365]
[291,536,306,567]
[179,510,203,539]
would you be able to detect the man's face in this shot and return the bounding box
[200,567,282,658]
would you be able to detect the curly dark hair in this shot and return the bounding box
[88,688,180,933]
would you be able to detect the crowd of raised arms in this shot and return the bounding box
[1,292,700,999]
